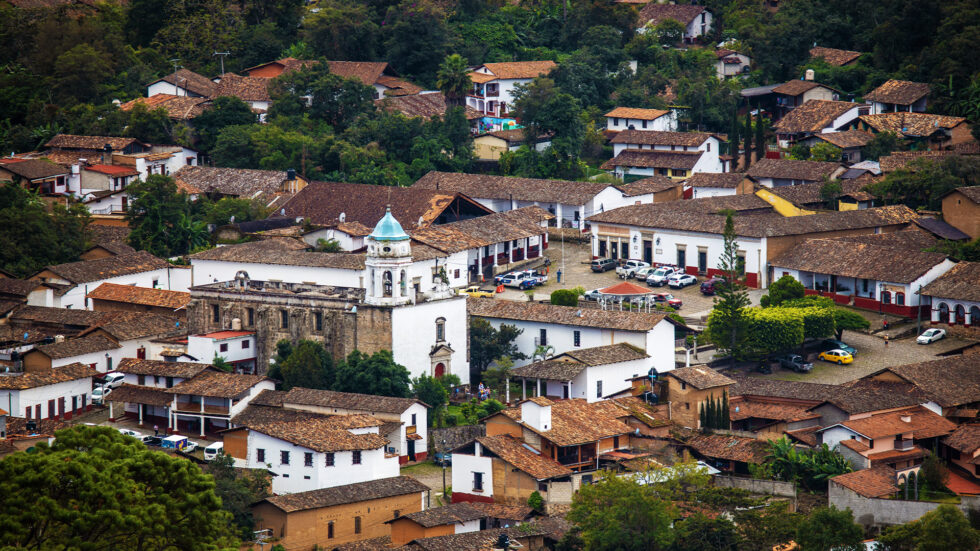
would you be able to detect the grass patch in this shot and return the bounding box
[401,462,443,476]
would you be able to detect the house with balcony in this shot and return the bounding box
[608,130,728,176]
[920,261,980,328]
[107,358,214,427]
[165,370,274,436]
[604,107,677,134]
[818,406,956,484]
[864,79,931,115]
[944,424,980,483]
[0,158,70,195]
[771,100,865,148]
[466,61,557,119]
[508,343,650,403]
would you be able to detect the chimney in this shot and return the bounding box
[521,398,552,432]
[804,69,815,81]
[231,318,242,331]
[54,335,65,343]
[102,143,113,164]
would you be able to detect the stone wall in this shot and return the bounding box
[430,425,485,453]
[829,481,980,527]
[714,475,797,500]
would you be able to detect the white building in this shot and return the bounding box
[772,99,865,148]
[167,371,275,436]
[920,261,980,327]
[31,251,192,310]
[685,173,749,199]
[22,334,122,373]
[715,49,751,79]
[605,107,677,133]
[864,80,930,115]
[187,330,256,372]
[109,358,214,427]
[466,61,557,119]
[146,68,215,98]
[637,4,712,42]
[467,299,680,372]
[609,130,727,175]
[509,343,652,402]
[745,158,845,188]
[227,414,400,495]
[0,363,93,420]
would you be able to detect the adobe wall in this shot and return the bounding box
[829,481,980,527]
[714,475,797,500]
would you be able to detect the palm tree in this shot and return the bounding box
[436,54,472,108]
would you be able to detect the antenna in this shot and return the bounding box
[213,52,230,75]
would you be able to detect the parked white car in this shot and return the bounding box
[646,266,677,287]
[102,372,126,389]
[117,428,144,439]
[203,442,224,461]
[667,273,698,289]
[92,385,111,405]
[916,328,946,344]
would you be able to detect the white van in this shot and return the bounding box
[103,373,126,389]
[203,442,224,461]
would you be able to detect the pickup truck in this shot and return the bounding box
[616,260,651,279]
[528,270,548,286]
[494,270,533,286]
[774,354,813,373]
[498,273,535,289]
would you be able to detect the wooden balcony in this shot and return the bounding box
[174,401,230,415]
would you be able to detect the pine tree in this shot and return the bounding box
[721,392,730,428]
[743,111,753,170]
[729,107,740,158]
[755,114,766,162]
[706,212,752,369]
[700,401,708,429]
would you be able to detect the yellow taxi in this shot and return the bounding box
[818,349,854,365]
[460,285,495,298]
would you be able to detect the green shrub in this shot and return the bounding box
[550,289,579,306]
[528,491,544,512]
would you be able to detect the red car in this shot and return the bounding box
[652,293,682,309]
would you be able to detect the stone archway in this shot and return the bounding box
[955,304,966,324]
[434,363,446,378]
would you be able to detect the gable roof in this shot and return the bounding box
[616,175,681,195]
[610,130,714,147]
[173,166,293,197]
[212,73,272,102]
[604,107,671,120]
[260,476,429,513]
[0,278,46,298]
[119,94,211,120]
[746,157,842,180]
[414,171,613,206]
[115,358,212,379]
[8,305,113,327]
[952,186,980,204]
[868,356,980,408]
[0,362,93,389]
[327,60,390,85]
[858,113,966,137]
[30,334,121,360]
[165,371,270,398]
[815,129,874,149]
[944,424,980,454]
[501,398,633,446]
[809,47,862,67]
[45,134,146,151]
[765,178,869,207]
[467,297,671,332]
[78,312,183,342]
[772,80,830,96]
[772,100,858,134]
[148,68,216,97]
[600,150,704,170]
[39,251,172,284]
[685,172,745,189]
[245,415,388,452]
[389,503,486,528]
[188,239,369,270]
[879,150,955,173]
[827,406,955,440]
[477,61,557,80]
[0,159,68,180]
[510,343,648,382]
[281,180,491,229]
[831,468,898,498]
[920,261,980,302]
[769,238,949,283]
[409,207,552,253]
[376,94,483,120]
[282,387,426,414]
[864,80,931,105]
[86,282,190,310]
[685,434,768,464]
[668,365,735,390]
[638,3,706,26]
[472,434,573,479]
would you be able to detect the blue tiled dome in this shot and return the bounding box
[369,207,410,241]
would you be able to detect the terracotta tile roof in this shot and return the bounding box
[785,426,821,446]
[41,251,171,284]
[832,227,938,250]
[685,433,768,464]
[189,239,367,270]
[464,502,534,521]
[173,166,292,197]
[89,225,131,247]
[472,434,573,479]
[45,134,146,151]
[610,130,714,147]
[410,207,551,253]
[859,113,966,137]
[115,358,211,378]
[326,60,389,86]
[212,73,271,102]
[404,524,552,551]
[376,75,423,96]
[501,399,633,447]
[767,178,871,207]
[230,403,326,426]
[604,107,671,120]
[165,370,270,398]
[685,172,744,189]
[31,334,120,360]
[809,47,862,67]
[486,128,552,144]
[0,362,93,389]
[834,406,956,440]
[878,150,955,172]
[106,383,174,407]
[747,158,842,181]
[79,312,184,342]
[0,158,68,180]
[601,150,703,170]
[390,503,486,527]
[283,179,490,228]
[0,278,44,298]
[615,175,681,195]
[831,467,898,498]
[86,282,190,310]
[815,130,874,149]
[376,94,483,120]
[921,261,980,302]
[414,171,613,206]
[945,424,980,454]
[9,305,112,326]
[283,387,426,414]
[668,365,735,390]
[730,398,820,423]
[247,415,388,452]
[867,446,927,465]
[119,94,210,120]
[768,238,949,283]
[83,164,139,177]
[477,61,557,80]
[467,298,671,332]
[511,343,647,382]
[638,3,706,26]
[869,356,980,408]
[243,57,317,76]
[261,476,429,513]
[149,68,216,97]
[773,80,833,96]
[952,185,980,204]
[596,396,671,428]
[864,80,931,105]
[468,72,495,84]
[773,100,858,134]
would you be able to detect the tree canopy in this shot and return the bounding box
[0,183,91,277]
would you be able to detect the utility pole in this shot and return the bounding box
[213,52,230,75]
[169,58,181,96]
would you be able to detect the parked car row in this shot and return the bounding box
[117,428,204,454]
[494,269,548,289]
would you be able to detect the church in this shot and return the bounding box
[185,209,469,383]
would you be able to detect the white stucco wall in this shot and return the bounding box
[606,114,677,132]
[50,266,192,310]
[452,442,495,499]
[391,296,469,384]
[0,376,92,419]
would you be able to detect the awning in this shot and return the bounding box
[407,433,423,441]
